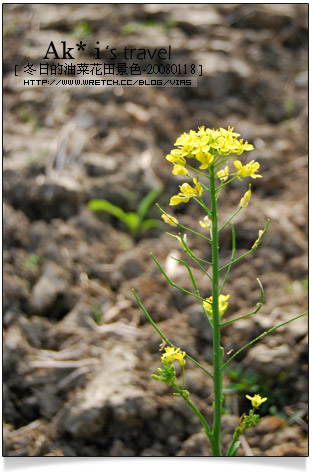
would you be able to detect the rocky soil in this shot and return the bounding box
[3,4,308,456]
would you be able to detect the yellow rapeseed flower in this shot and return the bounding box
[166,149,186,166]
[199,215,212,229]
[217,165,229,182]
[203,294,230,318]
[170,178,203,206]
[234,160,262,180]
[240,185,252,208]
[166,127,254,171]
[169,193,189,206]
[180,182,198,197]
[246,394,268,408]
[161,213,179,227]
[252,229,264,250]
[161,346,186,366]
[172,164,188,176]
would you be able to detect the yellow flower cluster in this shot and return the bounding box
[203,294,230,318]
[166,126,254,173]
[161,346,186,366]
[170,177,203,206]
[246,394,268,408]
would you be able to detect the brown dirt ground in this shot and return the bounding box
[3,4,308,456]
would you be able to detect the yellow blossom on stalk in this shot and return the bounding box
[161,346,186,366]
[175,130,197,149]
[192,177,203,196]
[170,193,190,206]
[191,135,215,169]
[219,127,241,138]
[166,149,187,166]
[174,233,187,247]
[172,164,188,176]
[211,136,238,155]
[239,185,252,208]
[203,294,230,318]
[234,160,262,180]
[246,394,268,408]
[199,215,212,229]
[237,139,254,153]
[161,213,179,227]
[166,126,254,171]
[217,166,229,182]
[170,178,203,206]
[252,229,264,250]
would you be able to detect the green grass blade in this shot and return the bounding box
[136,187,163,221]
[88,199,129,223]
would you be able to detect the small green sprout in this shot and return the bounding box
[23,253,41,271]
[92,305,103,325]
[121,19,177,35]
[71,21,92,38]
[88,187,163,236]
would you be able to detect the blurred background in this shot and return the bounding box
[3,4,308,456]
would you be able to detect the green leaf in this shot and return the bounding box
[229,440,241,457]
[88,199,129,223]
[124,212,141,234]
[140,218,164,230]
[136,188,162,222]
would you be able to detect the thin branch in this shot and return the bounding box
[222,311,308,369]
[151,253,211,305]
[171,255,213,328]
[213,154,237,172]
[193,196,212,216]
[132,289,214,378]
[219,220,270,272]
[220,278,264,326]
[219,223,236,295]
[215,175,238,192]
[178,234,213,280]
[185,163,210,180]
[219,207,241,233]
[157,203,212,243]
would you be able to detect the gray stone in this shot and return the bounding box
[31,261,71,315]
[295,71,308,89]
[60,343,146,438]
[244,343,298,376]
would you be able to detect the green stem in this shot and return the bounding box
[193,196,212,216]
[174,383,213,444]
[219,220,270,272]
[178,236,213,279]
[220,278,264,326]
[219,223,236,295]
[172,255,213,329]
[214,175,237,192]
[150,253,212,305]
[132,289,214,379]
[222,311,308,369]
[226,429,241,456]
[209,165,222,456]
[157,204,212,243]
[218,207,241,233]
[185,163,210,180]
